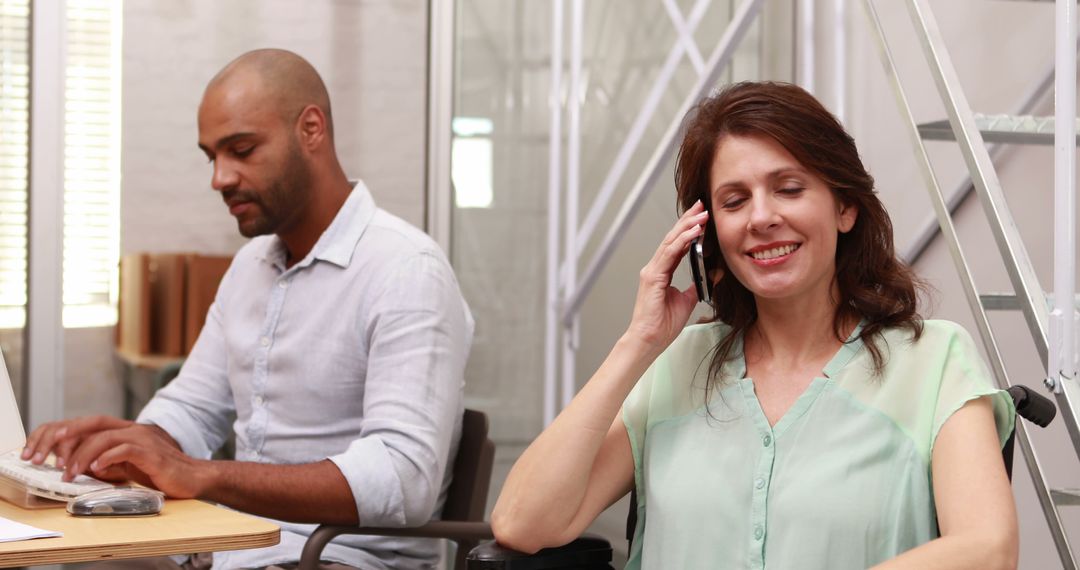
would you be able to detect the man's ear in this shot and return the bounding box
[838,201,858,234]
[296,104,328,150]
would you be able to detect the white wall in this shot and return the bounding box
[121,0,429,255]
[64,0,430,420]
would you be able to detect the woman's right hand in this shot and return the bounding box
[626,200,710,354]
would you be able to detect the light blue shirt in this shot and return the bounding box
[138,181,474,570]
[622,320,1013,569]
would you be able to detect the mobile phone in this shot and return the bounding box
[688,237,710,304]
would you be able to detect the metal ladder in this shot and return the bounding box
[863,0,1079,567]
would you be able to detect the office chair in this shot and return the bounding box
[297,408,496,570]
[153,360,184,393]
[465,385,1056,570]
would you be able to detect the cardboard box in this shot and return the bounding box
[183,254,232,354]
[116,254,151,355]
[117,252,232,357]
[148,254,186,356]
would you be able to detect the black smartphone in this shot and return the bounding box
[688,237,710,304]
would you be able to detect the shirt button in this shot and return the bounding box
[255,395,264,406]
[278,280,288,289]
[755,477,765,489]
[754,525,764,540]
[260,336,270,347]
[762,434,772,447]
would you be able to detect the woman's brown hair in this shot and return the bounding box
[675,81,923,393]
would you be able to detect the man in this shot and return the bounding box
[21,49,473,569]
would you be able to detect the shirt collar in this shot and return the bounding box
[254,180,376,271]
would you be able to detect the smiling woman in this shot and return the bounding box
[674,83,921,409]
[491,81,1019,570]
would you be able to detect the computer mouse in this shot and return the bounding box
[66,486,165,516]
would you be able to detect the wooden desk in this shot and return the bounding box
[0,499,279,567]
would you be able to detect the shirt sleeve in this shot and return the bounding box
[327,250,473,527]
[136,262,237,460]
[621,324,719,467]
[931,322,1016,452]
[622,354,661,470]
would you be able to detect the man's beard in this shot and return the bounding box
[230,146,312,238]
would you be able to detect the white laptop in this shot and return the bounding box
[0,348,112,502]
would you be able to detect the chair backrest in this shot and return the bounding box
[441,408,495,523]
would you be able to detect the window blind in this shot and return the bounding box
[0,0,29,328]
[63,0,120,327]
[0,0,121,329]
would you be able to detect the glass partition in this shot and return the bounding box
[451,0,785,444]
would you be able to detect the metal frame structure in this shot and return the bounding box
[562,0,585,415]
[862,0,1079,566]
[831,0,845,124]
[798,0,815,92]
[797,0,847,125]
[426,0,455,254]
[543,0,565,431]
[543,0,767,425]
[27,0,66,429]
[1052,0,1078,405]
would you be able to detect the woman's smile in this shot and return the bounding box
[747,241,802,266]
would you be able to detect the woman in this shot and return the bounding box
[491,82,1018,569]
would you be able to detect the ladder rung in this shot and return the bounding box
[1052,488,1080,506]
[979,293,1080,311]
[918,114,1080,145]
[981,294,1022,311]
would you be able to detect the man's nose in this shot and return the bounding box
[211,160,239,192]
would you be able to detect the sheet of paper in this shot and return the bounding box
[0,515,62,543]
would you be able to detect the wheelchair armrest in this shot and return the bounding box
[298,521,495,570]
[1008,384,1056,428]
[466,534,614,569]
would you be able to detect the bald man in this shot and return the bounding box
[22,49,474,570]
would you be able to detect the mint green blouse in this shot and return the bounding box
[621,320,1014,570]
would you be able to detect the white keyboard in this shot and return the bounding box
[0,450,113,501]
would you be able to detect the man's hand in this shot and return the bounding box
[20,415,205,498]
[69,424,209,499]
[23,416,358,522]
[22,415,138,468]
